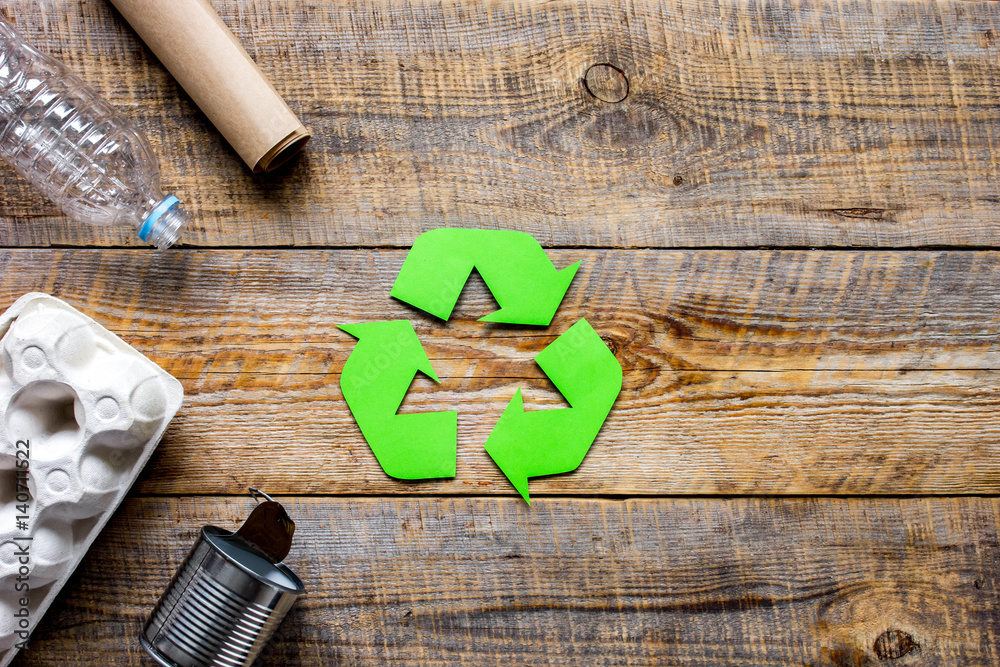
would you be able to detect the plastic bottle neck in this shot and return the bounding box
[137,195,189,250]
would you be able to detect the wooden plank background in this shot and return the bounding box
[1,249,999,497]
[16,497,1000,665]
[1,0,1000,247]
[0,0,998,664]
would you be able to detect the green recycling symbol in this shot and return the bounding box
[339,229,623,503]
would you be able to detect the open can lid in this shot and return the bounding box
[202,525,306,593]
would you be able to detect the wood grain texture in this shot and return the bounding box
[13,496,1000,666]
[2,0,1000,247]
[1,0,998,662]
[2,248,998,496]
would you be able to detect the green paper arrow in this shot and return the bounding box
[339,320,457,479]
[484,318,622,503]
[390,228,580,326]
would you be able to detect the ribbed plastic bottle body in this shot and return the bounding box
[0,17,187,249]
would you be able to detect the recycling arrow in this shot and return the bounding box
[484,318,622,503]
[390,228,580,325]
[339,320,457,479]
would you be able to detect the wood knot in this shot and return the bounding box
[600,334,620,356]
[585,64,629,103]
[873,629,917,660]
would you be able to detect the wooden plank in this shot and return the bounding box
[2,249,999,496]
[13,496,1000,666]
[2,0,1000,247]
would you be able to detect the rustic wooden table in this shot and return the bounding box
[4,0,999,664]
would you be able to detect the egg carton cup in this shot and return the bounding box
[0,293,183,666]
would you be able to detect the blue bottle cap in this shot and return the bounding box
[138,195,180,242]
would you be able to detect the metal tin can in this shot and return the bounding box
[140,525,306,667]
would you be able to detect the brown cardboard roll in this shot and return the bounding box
[110,0,310,172]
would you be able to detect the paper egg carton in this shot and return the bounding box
[0,293,183,666]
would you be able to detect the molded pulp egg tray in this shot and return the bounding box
[0,293,183,666]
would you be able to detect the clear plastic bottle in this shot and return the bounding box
[0,15,188,249]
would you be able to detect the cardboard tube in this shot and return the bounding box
[110,0,310,172]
